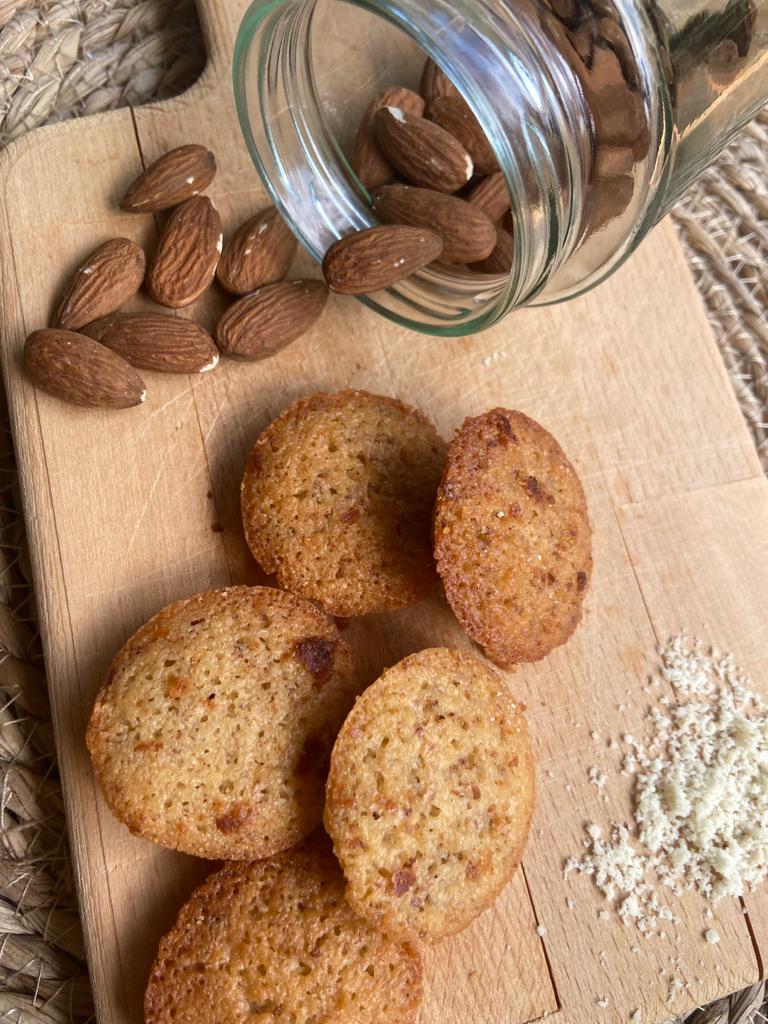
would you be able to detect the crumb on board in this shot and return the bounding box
[564,637,768,936]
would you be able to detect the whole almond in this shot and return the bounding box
[427,95,499,175]
[466,172,511,223]
[373,107,473,194]
[146,196,223,308]
[322,226,443,294]
[120,145,217,213]
[82,313,219,374]
[216,208,298,295]
[216,281,328,361]
[352,86,426,190]
[374,185,496,264]
[24,329,146,408]
[470,226,514,274]
[53,238,145,331]
[420,58,461,104]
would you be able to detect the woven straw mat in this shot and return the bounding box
[0,3,766,1022]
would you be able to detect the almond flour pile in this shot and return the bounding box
[565,637,768,935]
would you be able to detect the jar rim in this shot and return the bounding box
[233,0,663,334]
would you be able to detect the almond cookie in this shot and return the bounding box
[324,647,534,942]
[145,836,423,1024]
[241,390,446,617]
[434,409,592,666]
[86,586,356,859]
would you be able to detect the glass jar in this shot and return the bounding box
[233,0,767,336]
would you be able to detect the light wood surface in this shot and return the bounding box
[0,0,766,1022]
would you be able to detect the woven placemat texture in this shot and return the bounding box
[0,0,204,146]
[671,106,768,472]
[0,4,766,1022]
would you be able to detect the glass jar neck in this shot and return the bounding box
[234,0,663,333]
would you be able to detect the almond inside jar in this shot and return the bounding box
[238,0,765,331]
[322,0,652,299]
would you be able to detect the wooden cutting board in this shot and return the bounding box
[1,1,767,1022]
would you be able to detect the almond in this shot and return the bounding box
[466,172,511,223]
[24,329,146,408]
[216,281,328,361]
[53,238,145,331]
[373,185,496,264]
[568,23,595,64]
[373,107,473,194]
[352,86,426,190]
[322,226,443,294]
[427,95,499,175]
[470,226,514,274]
[216,207,298,295]
[420,58,461,104]
[146,196,223,308]
[551,0,579,26]
[595,145,635,178]
[120,145,217,213]
[82,313,219,374]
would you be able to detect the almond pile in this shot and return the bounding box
[324,27,649,295]
[25,61,514,409]
[322,57,514,296]
[24,145,329,410]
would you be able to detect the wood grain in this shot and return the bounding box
[617,477,768,981]
[0,0,766,1022]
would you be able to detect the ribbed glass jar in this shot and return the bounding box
[234,0,767,336]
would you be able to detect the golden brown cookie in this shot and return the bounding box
[145,836,423,1024]
[241,390,446,617]
[86,586,356,859]
[434,409,592,666]
[324,647,534,942]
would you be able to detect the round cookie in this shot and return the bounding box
[434,409,592,666]
[324,647,534,942]
[145,836,423,1024]
[241,389,446,617]
[86,586,356,859]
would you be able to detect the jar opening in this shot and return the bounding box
[234,0,662,334]
[236,0,577,334]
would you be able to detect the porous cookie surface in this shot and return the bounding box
[241,389,446,617]
[144,838,423,1024]
[434,409,592,666]
[86,586,355,859]
[324,647,534,942]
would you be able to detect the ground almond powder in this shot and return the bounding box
[565,637,768,935]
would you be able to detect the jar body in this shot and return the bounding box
[234,0,767,335]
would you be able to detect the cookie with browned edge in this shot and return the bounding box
[145,836,423,1024]
[86,586,356,859]
[241,390,446,617]
[434,409,592,666]
[325,647,534,942]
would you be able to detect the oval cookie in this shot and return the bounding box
[434,409,592,666]
[86,586,356,859]
[241,389,446,617]
[324,647,534,942]
[145,836,423,1024]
